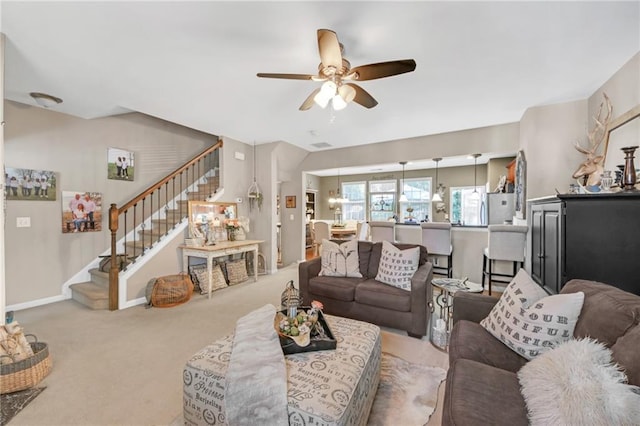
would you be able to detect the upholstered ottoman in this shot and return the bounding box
[183,315,381,426]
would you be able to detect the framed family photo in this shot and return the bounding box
[108,148,135,181]
[61,191,103,233]
[5,167,57,201]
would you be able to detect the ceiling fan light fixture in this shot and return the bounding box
[30,92,62,108]
[338,84,356,103]
[332,94,348,110]
[314,81,337,108]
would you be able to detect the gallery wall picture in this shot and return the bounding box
[107,148,135,181]
[5,167,57,201]
[62,191,103,233]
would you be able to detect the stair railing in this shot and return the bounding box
[107,139,223,310]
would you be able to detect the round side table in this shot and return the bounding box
[430,278,483,351]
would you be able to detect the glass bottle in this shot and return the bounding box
[600,170,613,192]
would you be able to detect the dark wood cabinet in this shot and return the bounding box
[530,201,563,294]
[530,193,640,295]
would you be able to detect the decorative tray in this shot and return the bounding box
[275,308,336,355]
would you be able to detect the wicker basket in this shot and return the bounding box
[1,340,52,394]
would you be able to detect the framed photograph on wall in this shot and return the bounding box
[285,195,296,208]
[62,191,103,233]
[515,150,527,219]
[108,148,135,181]
[5,167,57,201]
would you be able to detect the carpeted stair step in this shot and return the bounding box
[88,268,109,288]
[70,282,109,310]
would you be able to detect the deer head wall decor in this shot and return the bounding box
[572,93,613,186]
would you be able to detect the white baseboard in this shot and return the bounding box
[6,294,70,312]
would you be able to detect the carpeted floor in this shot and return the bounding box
[0,387,46,426]
[8,263,448,425]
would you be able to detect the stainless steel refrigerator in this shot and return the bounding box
[486,193,516,225]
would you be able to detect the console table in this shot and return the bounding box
[180,240,264,298]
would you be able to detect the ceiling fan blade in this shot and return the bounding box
[346,83,378,109]
[299,88,321,111]
[317,29,342,69]
[257,73,315,80]
[347,59,416,81]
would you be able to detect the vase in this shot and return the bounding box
[621,146,638,191]
[228,229,236,241]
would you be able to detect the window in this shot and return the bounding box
[398,177,432,223]
[369,180,396,221]
[341,181,366,221]
[450,186,487,226]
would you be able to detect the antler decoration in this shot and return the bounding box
[572,93,613,186]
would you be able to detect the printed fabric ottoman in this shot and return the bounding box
[183,315,382,426]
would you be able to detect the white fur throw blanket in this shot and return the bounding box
[224,304,288,426]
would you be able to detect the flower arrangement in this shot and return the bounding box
[225,219,240,240]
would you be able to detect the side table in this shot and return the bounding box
[430,278,483,351]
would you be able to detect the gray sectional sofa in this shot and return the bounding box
[442,279,640,425]
[298,240,433,338]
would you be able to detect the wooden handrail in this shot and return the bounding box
[117,139,223,214]
[107,138,222,310]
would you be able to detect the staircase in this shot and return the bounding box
[69,143,221,310]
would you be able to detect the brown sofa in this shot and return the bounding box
[442,279,640,425]
[298,240,433,338]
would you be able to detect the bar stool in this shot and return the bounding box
[482,224,528,295]
[369,221,395,243]
[420,222,453,277]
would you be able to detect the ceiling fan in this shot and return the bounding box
[257,29,416,111]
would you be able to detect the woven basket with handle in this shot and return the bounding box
[1,336,52,394]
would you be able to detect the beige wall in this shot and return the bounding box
[590,53,640,173]
[4,102,217,306]
[520,53,639,200]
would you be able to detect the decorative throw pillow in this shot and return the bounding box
[194,264,228,294]
[480,269,584,360]
[374,240,419,291]
[225,259,249,285]
[319,239,362,278]
[518,338,640,425]
[188,263,207,292]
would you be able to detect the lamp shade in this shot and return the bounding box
[314,81,337,108]
[432,193,442,202]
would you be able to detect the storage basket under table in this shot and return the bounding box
[1,341,52,394]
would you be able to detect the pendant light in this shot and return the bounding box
[247,141,262,210]
[399,161,408,202]
[432,158,442,202]
[329,169,348,204]
[471,153,481,200]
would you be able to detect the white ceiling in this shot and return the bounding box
[2,1,639,175]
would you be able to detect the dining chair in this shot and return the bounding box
[356,222,370,241]
[312,221,330,256]
[369,221,395,243]
[421,222,453,278]
[482,224,528,295]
